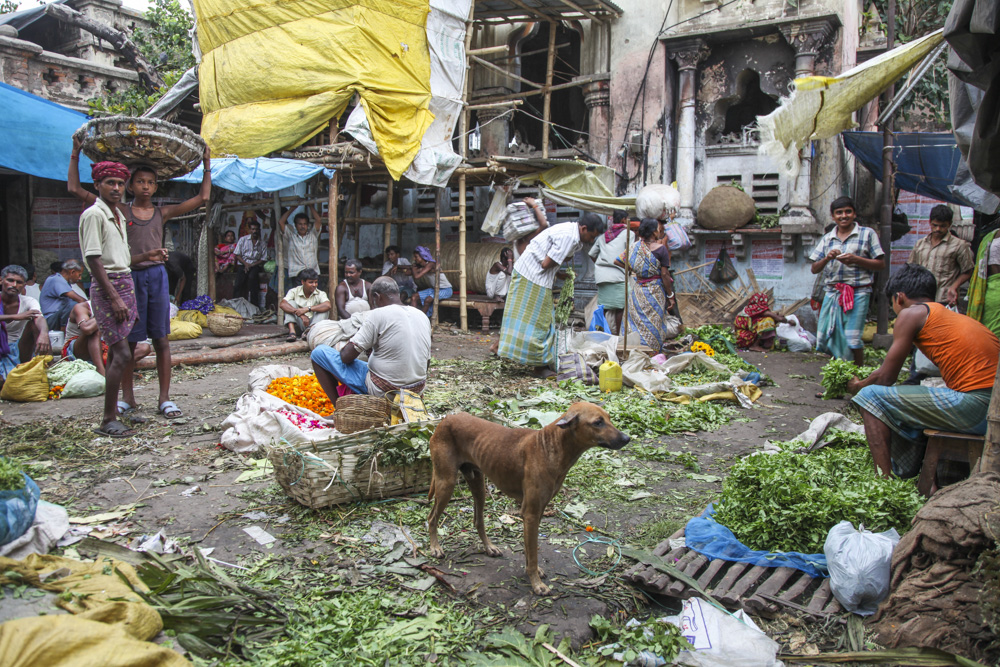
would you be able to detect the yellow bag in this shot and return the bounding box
[167,319,202,341]
[211,305,241,318]
[0,355,52,402]
[175,309,208,327]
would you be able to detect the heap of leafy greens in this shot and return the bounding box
[713,433,923,553]
[0,458,25,491]
[554,268,576,325]
[590,614,692,664]
[686,325,735,344]
[820,358,876,399]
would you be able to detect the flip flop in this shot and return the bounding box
[286,333,298,343]
[159,401,183,419]
[117,401,148,424]
[94,420,135,439]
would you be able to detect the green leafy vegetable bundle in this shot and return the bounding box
[686,324,735,344]
[0,459,25,492]
[554,267,576,325]
[820,358,876,399]
[713,437,923,553]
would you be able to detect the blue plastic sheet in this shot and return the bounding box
[685,505,828,578]
[172,158,335,194]
[589,305,610,332]
[0,82,94,182]
[0,472,41,547]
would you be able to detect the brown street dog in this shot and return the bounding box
[426,401,630,595]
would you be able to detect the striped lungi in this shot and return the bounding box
[852,384,991,477]
[816,288,870,360]
[90,271,138,346]
[498,270,556,369]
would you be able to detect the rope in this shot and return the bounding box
[572,535,623,576]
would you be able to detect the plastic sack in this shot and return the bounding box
[175,309,208,327]
[914,349,941,376]
[0,471,41,547]
[247,364,312,392]
[503,201,540,242]
[482,185,512,236]
[212,305,242,318]
[47,359,97,387]
[635,183,681,221]
[661,597,782,667]
[0,355,52,402]
[168,302,179,319]
[709,247,738,283]
[60,369,106,398]
[824,520,900,616]
[775,315,816,352]
[663,222,693,252]
[589,305,611,332]
[167,319,202,341]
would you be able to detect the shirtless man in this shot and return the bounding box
[335,259,373,319]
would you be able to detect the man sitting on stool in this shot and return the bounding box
[847,263,1000,481]
[311,277,431,407]
[279,269,332,341]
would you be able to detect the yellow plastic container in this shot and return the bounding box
[599,360,623,393]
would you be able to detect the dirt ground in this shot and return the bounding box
[0,321,845,658]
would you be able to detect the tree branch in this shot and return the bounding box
[44,3,165,93]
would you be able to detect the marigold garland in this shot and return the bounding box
[48,384,64,400]
[690,341,716,357]
[265,375,335,417]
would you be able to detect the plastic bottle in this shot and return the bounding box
[599,360,622,392]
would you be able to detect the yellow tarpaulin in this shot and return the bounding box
[194,0,435,179]
[758,29,944,178]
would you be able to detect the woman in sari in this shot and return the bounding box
[967,229,1000,338]
[733,292,786,350]
[615,218,676,351]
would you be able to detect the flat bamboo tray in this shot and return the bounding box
[264,419,441,509]
[74,116,206,180]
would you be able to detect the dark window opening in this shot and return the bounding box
[722,70,778,136]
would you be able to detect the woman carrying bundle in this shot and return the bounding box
[615,218,676,352]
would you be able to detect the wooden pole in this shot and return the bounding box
[433,188,442,328]
[273,192,285,299]
[383,179,393,253]
[541,21,557,159]
[983,367,1000,474]
[328,173,339,298]
[458,3,474,333]
[621,226,631,356]
[207,225,217,302]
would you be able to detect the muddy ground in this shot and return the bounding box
[0,322,847,661]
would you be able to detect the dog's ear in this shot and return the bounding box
[555,412,578,429]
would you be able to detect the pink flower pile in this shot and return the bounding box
[276,408,334,432]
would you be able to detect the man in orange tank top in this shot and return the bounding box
[846,264,999,481]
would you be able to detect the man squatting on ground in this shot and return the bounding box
[279,268,332,341]
[39,259,86,331]
[0,264,51,388]
[310,277,431,407]
[70,140,211,420]
[847,263,1000,484]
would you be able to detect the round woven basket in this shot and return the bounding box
[206,312,243,337]
[335,395,392,434]
[73,116,206,180]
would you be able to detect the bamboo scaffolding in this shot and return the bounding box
[273,192,285,299]
[328,172,339,297]
[541,22,557,159]
[433,189,442,328]
[383,179,393,251]
[458,2,474,333]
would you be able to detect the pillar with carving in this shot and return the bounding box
[582,74,611,165]
[778,20,834,226]
[667,39,709,227]
[473,93,514,157]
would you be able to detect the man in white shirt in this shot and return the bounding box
[279,268,332,341]
[234,220,269,304]
[498,214,605,376]
[278,205,322,288]
[0,264,51,387]
[311,277,431,407]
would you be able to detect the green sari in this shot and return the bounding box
[967,230,1000,338]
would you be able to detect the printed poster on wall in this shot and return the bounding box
[750,239,784,280]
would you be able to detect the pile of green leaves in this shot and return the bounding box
[359,423,434,468]
[686,324,735,344]
[714,352,757,375]
[0,458,24,491]
[820,358,876,399]
[713,436,924,553]
[555,268,576,325]
[590,614,692,664]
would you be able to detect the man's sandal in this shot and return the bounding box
[286,333,298,343]
[159,401,183,419]
[94,420,135,438]
[117,401,147,424]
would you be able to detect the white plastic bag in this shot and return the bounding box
[60,369,106,398]
[635,184,681,221]
[664,597,783,667]
[775,315,816,352]
[914,349,941,376]
[824,520,900,616]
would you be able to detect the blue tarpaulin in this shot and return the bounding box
[172,158,334,194]
[0,82,94,182]
[841,131,965,206]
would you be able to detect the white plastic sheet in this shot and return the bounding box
[665,598,784,667]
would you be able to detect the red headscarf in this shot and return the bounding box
[91,161,131,183]
[744,292,771,317]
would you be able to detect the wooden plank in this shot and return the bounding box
[806,578,834,614]
[822,595,844,615]
[744,567,797,615]
[666,553,708,596]
[709,561,748,600]
[776,571,815,604]
[719,565,769,607]
[652,528,685,557]
[695,557,728,590]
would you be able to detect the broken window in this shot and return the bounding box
[711,69,778,145]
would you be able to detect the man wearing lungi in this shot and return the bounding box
[808,196,885,367]
[79,161,167,437]
[498,213,606,377]
[847,263,1000,482]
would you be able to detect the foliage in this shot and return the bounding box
[714,352,757,375]
[686,324,736,345]
[713,435,925,553]
[864,346,888,366]
[88,0,194,117]
[820,358,876,399]
[463,624,597,666]
[361,423,433,468]
[870,0,953,126]
[555,268,576,325]
[590,614,692,665]
[756,213,782,229]
[0,0,18,15]
[0,458,25,492]
[976,543,1000,637]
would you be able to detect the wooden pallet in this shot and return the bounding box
[624,530,842,618]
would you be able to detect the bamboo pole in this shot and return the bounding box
[345,216,463,224]
[353,195,361,260]
[458,3,474,333]
[273,192,285,299]
[621,226,631,356]
[541,21,557,159]
[207,225,217,302]
[383,179,393,252]
[328,173,339,297]
[433,188,442,328]
[219,196,328,213]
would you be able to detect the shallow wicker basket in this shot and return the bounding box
[335,395,392,434]
[73,116,206,180]
[206,312,243,337]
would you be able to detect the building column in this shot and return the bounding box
[668,39,710,227]
[779,20,834,227]
[473,87,514,156]
[582,74,611,165]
